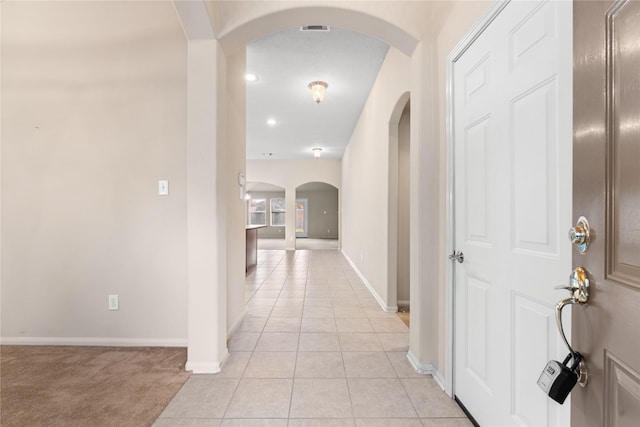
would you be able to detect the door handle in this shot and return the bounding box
[449,251,464,263]
[555,267,590,386]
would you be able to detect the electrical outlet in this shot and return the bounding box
[108,294,119,311]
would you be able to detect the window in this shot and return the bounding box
[270,198,286,226]
[248,198,266,226]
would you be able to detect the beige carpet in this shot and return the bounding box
[1,346,190,427]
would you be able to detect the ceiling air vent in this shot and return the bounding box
[300,25,330,32]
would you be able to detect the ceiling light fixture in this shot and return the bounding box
[308,81,328,104]
[245,73,258,82]
[267,118,276,126]
[312,147,323,159]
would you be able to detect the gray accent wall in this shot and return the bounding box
[249,188,338,240]
[297,189,339,239]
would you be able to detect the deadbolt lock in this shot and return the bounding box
[568,216,590,253]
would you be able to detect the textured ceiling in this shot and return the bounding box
[246,26,389,160]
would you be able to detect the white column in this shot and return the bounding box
[285,186,296,251]
[408,39,441,377]
[186,40,228,373]
[225,48,247,335]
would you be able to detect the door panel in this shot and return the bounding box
[466,277,489,387]
[608,1,640,288]
[511,78,559,253]
[453,1,572,425]
[513,296,558,426]
[464,117,490,244]
[573,1,640,425]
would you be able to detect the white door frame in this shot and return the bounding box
[444,0,511,399]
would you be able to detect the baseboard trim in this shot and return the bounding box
[341,249,397,312]
[397,299,410,306]
[186,349,229,374]
[185,360,221,374]
[433,367,447,393]
[406,350,449,395]
[0,336,187,347]
[227,309,247,337]
[407,350,435,375]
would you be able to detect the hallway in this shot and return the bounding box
[155,249,470,426]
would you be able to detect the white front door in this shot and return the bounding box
[452,1,572,425]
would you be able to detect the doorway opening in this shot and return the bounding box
[388,93,411,321]
[295,182,339,250]
[396,101,410,327]
[246,181,286,250]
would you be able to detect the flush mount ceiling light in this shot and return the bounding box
[308,81,328,104]
[266,118,277,126]
[245,73,258,82]
[312,147,323,159]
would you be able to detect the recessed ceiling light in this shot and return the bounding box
[245,73,258,82]
[267,118,277,126]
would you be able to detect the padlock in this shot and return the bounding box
[537,352,582,404]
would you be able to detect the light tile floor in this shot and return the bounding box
[155,249,472,427]
[258,238,339,251]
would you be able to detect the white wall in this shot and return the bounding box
[209,1,428,56]
[247,159,341,190]
[341,47,410,309]
[1,1,188,345]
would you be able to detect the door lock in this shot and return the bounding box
[568,216,590,253]
[449,251,464,263]
[538,352,583,404]
[538,267,590,403]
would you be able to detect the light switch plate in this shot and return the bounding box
[158,180,169,196]
[108,294,119,311]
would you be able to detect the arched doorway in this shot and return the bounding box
[177,3,441,382]
[295,182,339,250]
[388,94,411,323]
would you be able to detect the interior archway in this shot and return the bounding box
[295,182,340,250]
[178,2,440,379]
[216,6,419,56]
[387,92,411,314]
[227,13,416,362]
